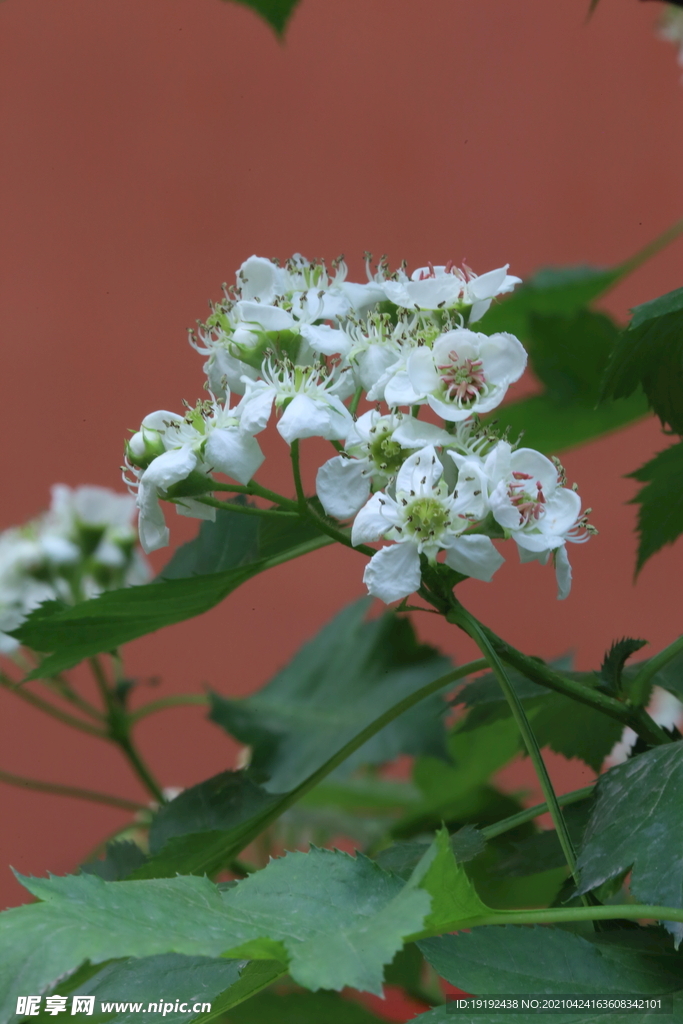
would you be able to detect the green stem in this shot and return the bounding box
[290,439,307,511]
[409,902,683,942]
[474,619,672,747]
[0,767,146,813]
[0,673,106,739]
[481,784,595,842]
[129,693,209,724]
[629,633,683,708]
[449,602,581,883]
[349,386,363,417]
[89,657,166,805]
[187,496,300,519]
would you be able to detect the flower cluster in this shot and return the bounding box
[125,253,593,603]
[0,486,149,653]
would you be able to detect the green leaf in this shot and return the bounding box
[0,848,431,1010]
[60,950,270,1024]
[223,989,386,1023]
[375,826,485,878]
[221,0,301,36]
[411,829,492,934]
[418,925,683,995]
[138,769,281,878]
[135,603,454,878]
[12,504,328,677]
[600,638,648,696]
[602,286,683,434]
[208,600,452,792]
[493,799,594,878]
[456,664,624,773]
[81,841,148,881]
[577,742,683,944]
[628,442,683,572]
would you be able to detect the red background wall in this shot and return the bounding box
[0,0,682,949]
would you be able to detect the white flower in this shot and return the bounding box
[129,395,265,553]
[238,359,354,445]
[383,262,521,323]
[0,486,148,649]
[315,410,453,520]
[194,299,349,398]
[237,254,352,321]
[452,441,589,599]
[343,313,419,396]
[383,328,526,420]
[351,446,504,603]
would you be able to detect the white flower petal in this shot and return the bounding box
[300,323,350,358]
[316,457,371,519]
[174,497,217,521]
[356,345,401,394]
[391,416,453,449]
[489,480,523,531]
[141,447,198,492]
[425,394,476,422]
[406,347,440,396]
[480,332,527,385]
[554,545,572,600]
[136,483,170,554]
[363,542,422,603]
[205,429,265,485]
[443,534,505,582]
[278,394,352,444]
[395,446,442,495]
[352,492,400,545]
[238,256,287,303]
[384,370,423,408]
[205,348,258,398]
[234,300,294,333]
[467,265,510,301]
[339,280,386,316]
[237,385,275,435]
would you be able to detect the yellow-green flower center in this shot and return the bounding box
[404,496,450,539]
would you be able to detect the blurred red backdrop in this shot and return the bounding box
[0,0,682,944]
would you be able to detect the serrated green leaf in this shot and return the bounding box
[601,285,683,434]
[418,926,683,995]
[224,989,386,1023]
[628,442,683,572]
[577,742,683,944]
[600,638,648,695]
[411,829,491,934]
[208,600,451,792]
[221,0,301,36]
[0,849,431,1016]
[11,505,328,677]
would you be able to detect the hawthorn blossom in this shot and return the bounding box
[451,442,589,599]
[238,359,354,445]
[351,446,504,603]
[127,396,265,553]
[195,299,349,398]
[316,410,453,520]
[382,328,526,420]
[383,262,521,322]
[237,254,352,321]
